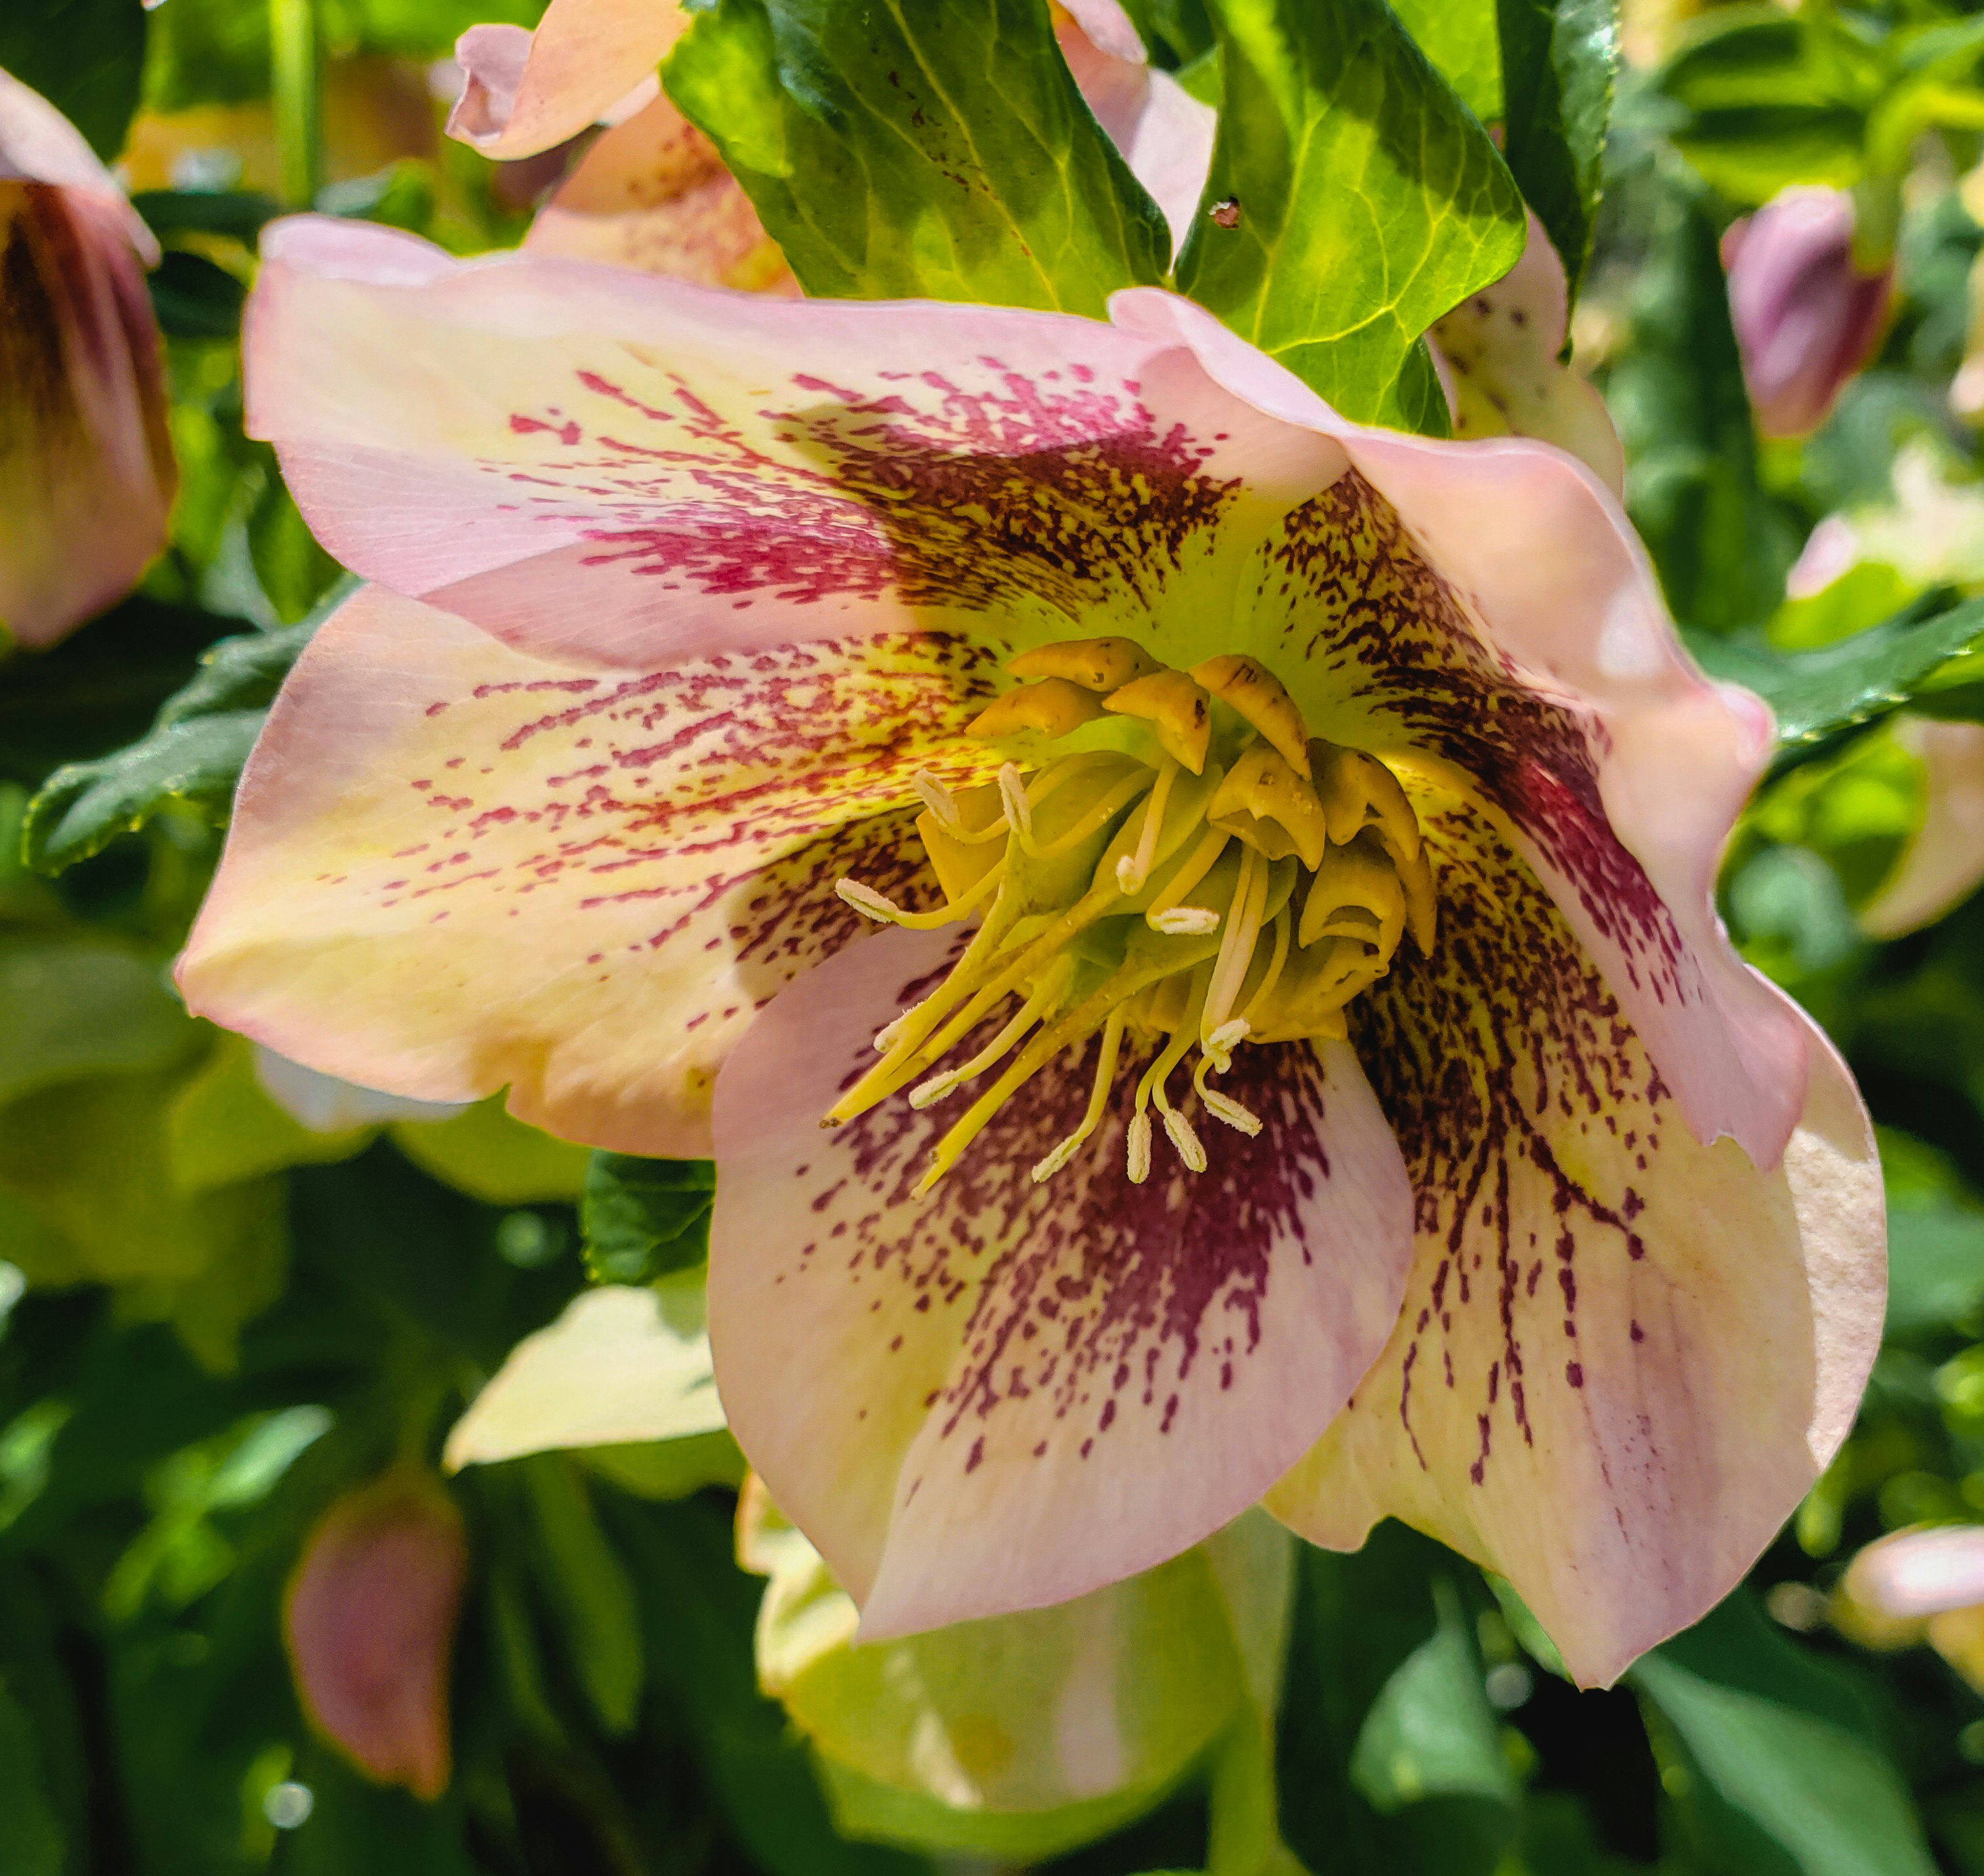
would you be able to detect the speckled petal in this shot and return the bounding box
[1264,788,1885,1688]
[707,924,1415,1636]
[522,90,796,293]
[1107,287,1809,1174]
[176,583,1007,1155]
[243,217,1341,669]
[1430,214,1624,495]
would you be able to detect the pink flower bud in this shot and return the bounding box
[1724,184,1893,439]
[283,1470,467,1801]
[0,69,175,648]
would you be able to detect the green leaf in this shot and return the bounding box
[602,1491,934,1876]
[581,1154,716,1285]
[663,0,1170,311]
[1350,1581,1517,1813]
[1497,0,1620,308]
[520,1454,646,1736]
[1607,159,1789,634]
[1686,596,1984,774]
[22,585,343,873]
[1653,7,1876,206]
[1173,0,1525,429]
[132,189,281,243]
[148,249,247,341]
[1392,0,1502,123]
[0,934,196,1107]
[1885,1206,1984,1336]
[1632,1594,1937,1876]
[1278,1525,1516,1876]
[0,1672,64,1876]
[0,0,146,161]
[390,1098,589,1206]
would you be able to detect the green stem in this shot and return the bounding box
[270,0,323,209]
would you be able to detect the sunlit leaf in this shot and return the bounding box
[663,0,1170,310]
[1174,0,1525,428]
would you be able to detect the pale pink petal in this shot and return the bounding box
[1265,790,1884,1688]
[1430,215,1625,496]
[1860,717,1984,940]
[0,68,155,257]
[244,218,1341,669]
[1054,2,1215,253]
[706,925,1415,1636]
[522,91,796,293]
[1109,286,1809,1173]
[176,583,1006,1156]
[448,0,687,160]
[1846,1527,1984,1622]
[0,76,173,648]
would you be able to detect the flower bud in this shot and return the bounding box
[0,69,174,648]
[1723,184,1892,439]
[283,1469,467,1801]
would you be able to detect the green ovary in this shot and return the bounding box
[831,638,1437,1192]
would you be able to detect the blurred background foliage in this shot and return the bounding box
[18,0,1984,1871]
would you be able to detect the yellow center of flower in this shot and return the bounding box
[830,637,1436,1191]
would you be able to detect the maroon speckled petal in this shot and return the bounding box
[707,925,1415,1636]
[176,584,996,1154]
[1266,789,1885,1688]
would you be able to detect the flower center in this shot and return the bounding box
[830,637,1436,1191]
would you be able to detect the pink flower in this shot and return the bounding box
[283,1469,467,1799]
[0,68,175,648]
[1724,186,1893,440]
[180,213,1883,1686]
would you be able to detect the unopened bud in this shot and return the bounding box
[1724,185,1892,439]
[283,1469,467,1801]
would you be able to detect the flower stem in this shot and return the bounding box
[270,0,323,209]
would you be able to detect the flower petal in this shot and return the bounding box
[1264,788,1885,1688]
[448,0,687,160]
[522,91,796,293]
[443,1275,725,1468]
[244,218,1342,669]
[1054,1,1216,254]
[176,583,998,1154]
[1430,215,1624,496]
[1107,287,1809,1171]
[706,923,1415,1637]
[1860,717,1984,940]
[0,76,173,648]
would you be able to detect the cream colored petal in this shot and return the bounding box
[1266,792,1885,1688]
[177,583,993,1156]
[444,1275,725,1468]
[1861,717,1984,939]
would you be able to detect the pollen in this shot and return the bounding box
[831,638,1436,1190]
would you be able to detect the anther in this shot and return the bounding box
[1162,1108,1208,1173]
[1200,1088,1263,1137]
[837,879,901,923]
[998,763,1033,840]
[1150,906,1220,936]
[1126,1112,1153,1184]
[913,770,961,829]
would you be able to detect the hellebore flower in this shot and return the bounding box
[283,1468,467,1799]
[1724,185,1893,440]
[1831,1525,1984,1692]
[179,215,1884,1686]
[0,68,175,648]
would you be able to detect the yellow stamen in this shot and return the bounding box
[833,638,1441,1188]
